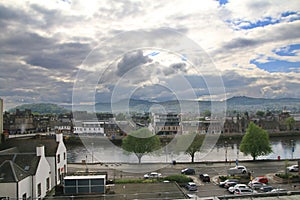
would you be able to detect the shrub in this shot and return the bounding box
[275,173,299,179]
[164,174,192,183]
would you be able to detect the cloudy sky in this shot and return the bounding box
[1,0,300,110]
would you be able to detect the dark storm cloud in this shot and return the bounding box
[25,42,91,70]
[116,50,152,77]
[163,62,187,76]
[222,38,259,50]
[222,70,257,88]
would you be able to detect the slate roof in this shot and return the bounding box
[0,160,30,183]
[0,135,59,156]
[0,154,40,176]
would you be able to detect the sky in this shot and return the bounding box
[1,0,300,110]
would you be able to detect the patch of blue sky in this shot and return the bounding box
[218,0,228,6]
[147,51,160,57]
[274,44,300,57]
[250,59,300,73]
[228,11,300,30]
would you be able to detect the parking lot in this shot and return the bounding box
[67,160,299,199]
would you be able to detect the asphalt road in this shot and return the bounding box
[67,160,300,198]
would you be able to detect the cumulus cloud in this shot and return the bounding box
[0,0,300,109]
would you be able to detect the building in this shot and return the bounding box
[64,175,106,195]
[73,121,105,135]
[0,133,67,195]
[3,109,35,134]
[0,145,51,199]
[0,98,3,143]
[152,113,182,135]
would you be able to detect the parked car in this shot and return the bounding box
[144,172,162,179]
[219,179,239,188]
[225,182,238,189]
[269,188,287,193]
[185,182,198,191]
[234,188,256,195]
[181,168,195,175]
[199,173,210,182]
[287,165,299,172]
[252,176,269,184]
[228,165,247,175]
[259,185,273,192]
[224,181,239,189]
[248,181,264,190]
[228,184,249,194]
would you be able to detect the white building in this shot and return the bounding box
[0,145,51,199]
[73,121,105,135]
[0,133,67,199]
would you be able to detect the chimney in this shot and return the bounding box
[56,133,63,143]
[36,145,45,157]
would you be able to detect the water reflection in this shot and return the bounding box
[67,137,300,163]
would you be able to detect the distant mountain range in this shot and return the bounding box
[67,96,300,113]
[9,103,69,114]
[9,96,300,114]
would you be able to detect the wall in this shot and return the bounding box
[33,151,51,199]
[0,98,3,143]
[18,176,32,199]
[0,182,16,198]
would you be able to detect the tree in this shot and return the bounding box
[185,134,205,163]
[285,117,295,131]
[240,122,272,160]
[256,111,265,117]
[122,128,161,163]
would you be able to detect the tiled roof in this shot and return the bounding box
[0,160,30,183]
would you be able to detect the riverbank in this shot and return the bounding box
[63,131,300,147]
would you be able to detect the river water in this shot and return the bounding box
[67,136,300,164]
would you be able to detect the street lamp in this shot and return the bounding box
[225,141,228,163]
[91,142,94,163]
[291,140,294,160]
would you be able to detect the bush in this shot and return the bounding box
[275,173,299,179]
[114,178,160,184]
[164,174,192,183]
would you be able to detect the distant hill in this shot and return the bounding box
[8,96,300,114]
[9,103,70,114]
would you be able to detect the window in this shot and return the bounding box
[64,152,66,160]
[22,193,27,200]
[46,177,50,191]
[57,154,60,163]
[37,183,41,197]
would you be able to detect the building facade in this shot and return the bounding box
[0,98,3,143]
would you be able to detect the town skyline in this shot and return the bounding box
[1,0,300,111]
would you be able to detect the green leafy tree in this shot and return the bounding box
[185,134,204,163]
[122,128,161,163]
[256,110,265,117]
[285,117,295,131]
[240,122,272,160]
[175,133,204,163]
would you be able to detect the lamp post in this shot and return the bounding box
[236,144,239,166]
[291,140,294,160]
[225,141,228,163]
[91,142,94,163]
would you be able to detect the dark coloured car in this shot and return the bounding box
[199,174,210,182]
[260,185,273,192]
[181,168,196,175]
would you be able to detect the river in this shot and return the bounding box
[67,136,300,164]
